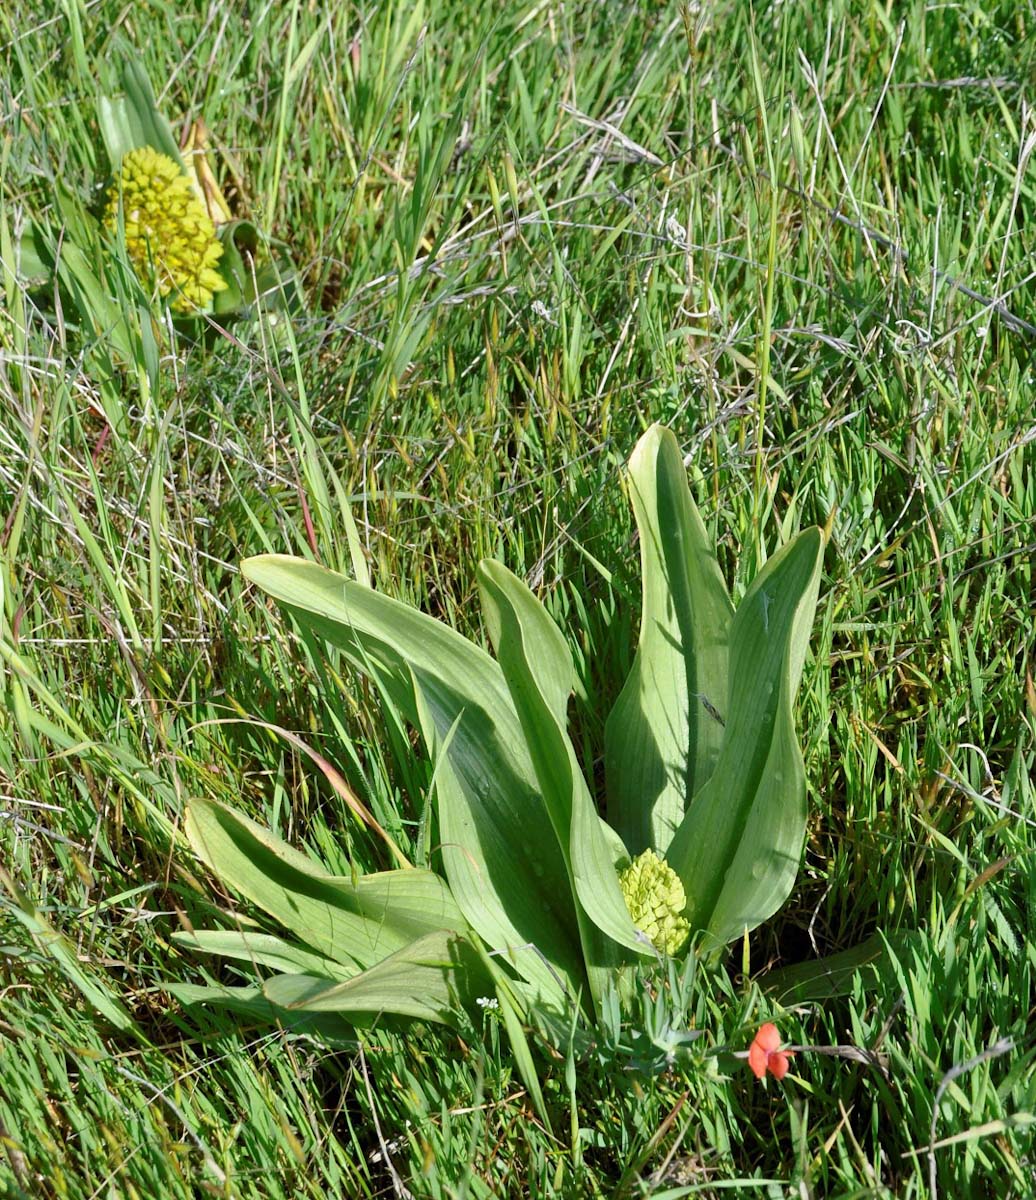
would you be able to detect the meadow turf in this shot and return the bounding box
[1,0,1035,1196]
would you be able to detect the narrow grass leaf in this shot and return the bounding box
[0,866,136,1034]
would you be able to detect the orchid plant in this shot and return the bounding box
[18,58,298,391]
[175,425,823,1053]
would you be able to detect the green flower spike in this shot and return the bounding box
[618,849,690,956]
[106,146,227,313]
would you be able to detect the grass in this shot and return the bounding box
[1,0,1034,1195]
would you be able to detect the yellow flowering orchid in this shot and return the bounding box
[619,850,691,956]
[106,147,227,312]
[178,426,824,1042]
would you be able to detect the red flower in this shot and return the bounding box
[748,1023,793,1081]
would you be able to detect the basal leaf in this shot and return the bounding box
[667,528,824,947]
[184,798,464,972]
[263,930,490,1026]
[166,981,358,1041]
[172,930,353,980]
[476,560,650,1001]
[240,555,585,1006]
[761,931,923,1004]
[606,424,733,855]
[16,225,51,282]
[413,677,579,1010]
[97,58,184,170]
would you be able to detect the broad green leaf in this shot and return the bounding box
[185,798,464,971]
[263,930,490,1026]
[240,555,586,1005]
[667,527,824,947]
[213,221,302,316]
[97,58,184,169]
[172,930,353,980]
[480,559,576,722]
[412,677,577,1010]
[606,424,733,855]
[211,222,304,319]
[762,931,924,1003]
[212,221,252,313]
[16,226,50,282]
[476,560,650,989]
[166,981,358,1041]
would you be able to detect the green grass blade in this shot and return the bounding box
[0,867,136,1034]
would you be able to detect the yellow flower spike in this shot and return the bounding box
[618,849,690,956]
[106,146,228,313]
